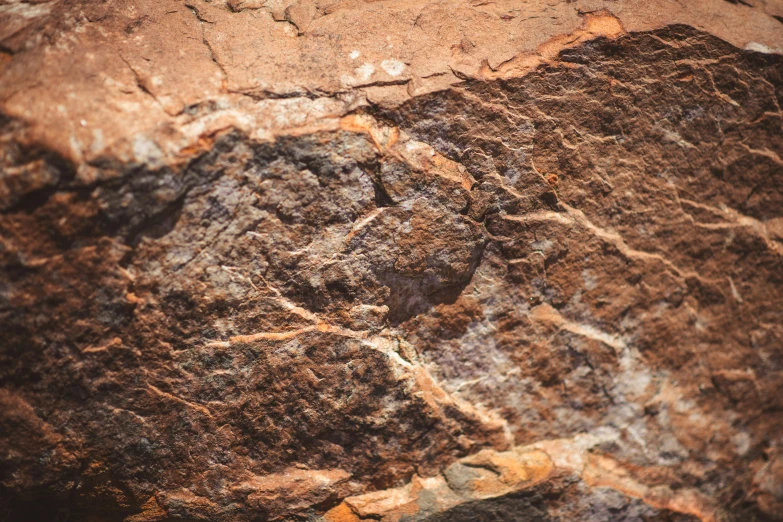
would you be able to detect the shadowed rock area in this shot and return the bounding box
[1,1,783,521]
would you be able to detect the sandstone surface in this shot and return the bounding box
[1,0,783,521]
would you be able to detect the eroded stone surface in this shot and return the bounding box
[1,1,783,521]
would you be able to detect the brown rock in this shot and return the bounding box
[1,1,783,521]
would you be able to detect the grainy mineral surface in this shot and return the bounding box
[1,1,783,521]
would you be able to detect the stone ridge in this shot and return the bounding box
[1,4,783,522]
[322,436,720,522]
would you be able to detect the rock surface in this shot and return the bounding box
[2,1,783,521]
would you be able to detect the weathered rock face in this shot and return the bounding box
[2,1,783,521]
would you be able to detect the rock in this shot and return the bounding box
[1,1,782,521]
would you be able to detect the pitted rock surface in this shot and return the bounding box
[1,1,783,521]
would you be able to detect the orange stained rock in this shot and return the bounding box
[583,454,723,522]
[323,503,361,522]
[340,113,400,153]
[480,10,627,79]
[459,448,555,497]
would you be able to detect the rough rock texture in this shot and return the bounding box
[2,1,783,521]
